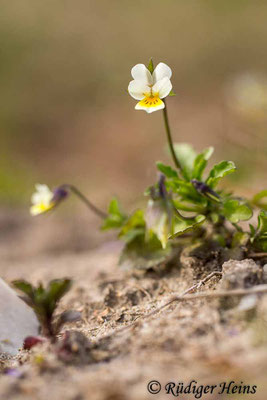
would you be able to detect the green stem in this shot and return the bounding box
[62,184,108,219]
[162,99,182,173]
[173,200,205,213]
[232,222,243,232]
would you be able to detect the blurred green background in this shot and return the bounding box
[1,0,267,209]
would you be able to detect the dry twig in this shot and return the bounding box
[99,271,221,339]
[248,252,267,258]
[98,275,267,342]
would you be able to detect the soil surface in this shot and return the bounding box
[1,210,267,400]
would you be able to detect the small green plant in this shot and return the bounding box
[29,59,267,269]
[13,279,80,339]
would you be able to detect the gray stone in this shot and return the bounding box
[220,259,263,290]
[219,259,263,310]
[0,278,39,356]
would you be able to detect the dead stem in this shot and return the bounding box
[248,252,267,258]
[98,271,222,340]
[150,284,267,316]
[181,271,223,295]
[98,276,267,343]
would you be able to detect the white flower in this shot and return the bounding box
[128,62,172,113]
[226,73,267,120]
[30,184,55,216]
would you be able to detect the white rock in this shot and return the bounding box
[238,294,258,311]
[0,278,39,356]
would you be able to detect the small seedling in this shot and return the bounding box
[13,279,81,340]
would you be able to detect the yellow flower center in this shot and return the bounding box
[139,92,163,108]
[30,201,55,216]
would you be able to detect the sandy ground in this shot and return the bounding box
[1,210,267,400]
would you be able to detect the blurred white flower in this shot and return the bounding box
[225,73,267,120]
[128,62,172,113]
[30,184,55,216]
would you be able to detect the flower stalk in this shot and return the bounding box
[162,99,183,174]
[61,184,108,219]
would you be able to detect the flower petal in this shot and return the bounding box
[30,205,42,216]
[30,202,54,216]
[153,62,172,82]
[128,80,150,100]
[35,184,49,192]
[31,184,54,206]
[135,98,165,113]
[152,77,172,99]
[131,64,153,85]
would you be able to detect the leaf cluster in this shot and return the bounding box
[13,279,81,339]
[101,199,171,269]
[102,143,266,268]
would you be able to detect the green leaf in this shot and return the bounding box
[223,199,252,223]
[232,231,250,248]
[170,215,206,238]
[119,209,145,243]
[256,238,267,251]
[210,212,220,224]
[252,190,267,211]
[166,179,207,206]
[172,200,205,213]
[192,147,214,180]
[119,233,172,271]
[147,58,154,74]
[206,161,236,188]
[173,143,197,181]
[108,198,121,215]
[13,280,34,301]
[213,234,226,247]
[34,284,46,307]
[47,279,72,305]
[101,198,127,230]
[46,279,72,321]
[249,224,256,238]
[168,89,176,97]
[120,228,145,244]
[258,210,267,236]
[156,162,178,178]
[254,212,267,251]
